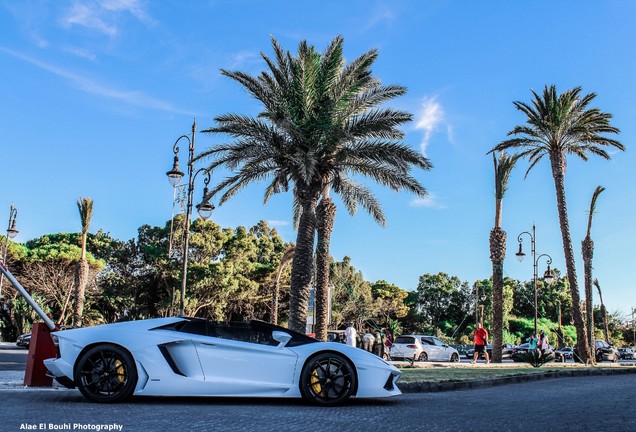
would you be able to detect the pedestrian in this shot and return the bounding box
[538,330,549,356]
[472,322,490,364]
[373,328,384,357]
[345,322,357,347]
[362,329,375,352]
[527,332,538,352]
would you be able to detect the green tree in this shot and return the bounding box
[416,273,472,329]
[197,36,431,335]
[370,280,409,325]
[491,85,624,363]
[330,256,373,329]
[489,151,519,362]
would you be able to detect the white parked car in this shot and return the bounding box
[390,334,460,362]
[44,317,401,405]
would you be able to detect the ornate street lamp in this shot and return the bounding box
[517,224,554,336]
[0,203,18,298]
[166,120,214,316]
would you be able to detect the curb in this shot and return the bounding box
[396,366,636,393]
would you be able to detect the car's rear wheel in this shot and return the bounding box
[300,353,357,406]
[74,344,137,403]
[418,352,428,362]
[450,353,459,362]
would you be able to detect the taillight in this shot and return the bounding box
[406,344,417,349]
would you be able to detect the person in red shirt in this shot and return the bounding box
[472,322,490,364]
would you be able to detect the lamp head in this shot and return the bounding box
[515,243,525,262]
[166,155,184,187]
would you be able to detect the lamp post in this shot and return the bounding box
[166,119,214,316]
[516,224,554,336]
[0,203,18,298]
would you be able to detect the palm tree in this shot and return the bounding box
[594,278,610,342]
[491,85,623,363]
[489,152,519,362]
[73,197,94,328]
[198,36,431,334]
[272,246,295,325]
[582,186,605,352]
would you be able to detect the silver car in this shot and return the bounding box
[391,334,460,362]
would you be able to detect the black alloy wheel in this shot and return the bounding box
[418,351,428,362]
[450,353,459,362]
[300,353,357,406]
[75,344,138,403]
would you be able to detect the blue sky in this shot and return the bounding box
[1,1,635,319]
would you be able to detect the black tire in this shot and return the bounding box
[74,344,137,403]
[450,353,459,362]
[418,351,428,362]
[300,352,357,406]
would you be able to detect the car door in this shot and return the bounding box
[421,337,441,361]
[432,337,453,360]
[194,323,299,396]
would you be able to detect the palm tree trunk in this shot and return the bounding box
[550,156,591,363]
[73,259,88,327]
[315,197,336,341]
[490,226,506,363]
[582,236,595,350]
[288,189,318,334]
[595,280,610,342]
[272,246,295,325]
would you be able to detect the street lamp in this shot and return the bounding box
[0,203,18,298]
[516,223,554,336]
[166,119,214,316]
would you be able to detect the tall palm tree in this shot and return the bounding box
[489,152,519,362]
[73,197,93,328]
[594,278,610,342]
[314,187,336,340]
[491,85,623,363]
[198,36,431,334]
[582,186,605,352]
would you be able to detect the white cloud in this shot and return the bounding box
[414,96,445,156]
[0,46,194,115]
[266,220,290,227]
[410,193,445,209]
[60,0,154,36]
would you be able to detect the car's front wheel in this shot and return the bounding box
[300,353,357,406]
[74,344,137,403]
[450,353,459,362]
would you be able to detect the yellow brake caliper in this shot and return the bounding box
[310,369,322,395]
[115,359,125,383]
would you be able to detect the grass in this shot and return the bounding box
[398,367,564,384]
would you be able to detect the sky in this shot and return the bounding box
[1,1,635,320]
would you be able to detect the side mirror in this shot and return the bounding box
[272,331,292,348]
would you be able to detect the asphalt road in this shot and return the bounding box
[0,344,27,371]
[1,374,635,432]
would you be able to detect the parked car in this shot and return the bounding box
[465,343,514,359]
[16,333,31,348]
[390,335,425,361]
[554,347,573,362]
[326,330,345,343]
[45,317,401,405]
[391,335,460,362]
[574,340,620,363]
[618,348,636,360]
[511,343,557,362]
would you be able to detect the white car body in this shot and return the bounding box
[44,317,400,405]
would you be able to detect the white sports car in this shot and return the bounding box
[44,317,401,405]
